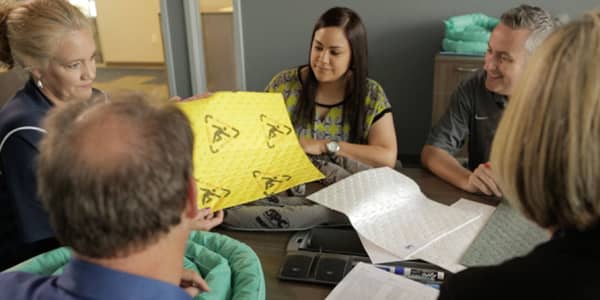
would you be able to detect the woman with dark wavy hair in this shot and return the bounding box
[268,6,397,167]
[223,7,397,230]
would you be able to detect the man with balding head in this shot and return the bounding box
[0,93,222,299]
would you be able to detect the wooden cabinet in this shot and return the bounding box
[431,54,484,126]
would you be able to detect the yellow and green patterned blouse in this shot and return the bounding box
[265,66,392,143]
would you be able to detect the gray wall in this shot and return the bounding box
[239,0,598,160]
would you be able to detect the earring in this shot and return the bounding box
[36,79,43,89]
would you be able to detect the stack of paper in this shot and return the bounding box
[326,262,439,300]
[355,199,495,272]
[307,167,482,261]
[410,199,495,272]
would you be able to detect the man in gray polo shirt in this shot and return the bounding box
[421,5,556,196]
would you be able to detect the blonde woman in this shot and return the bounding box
[0,0,98,269]
[439,11,600,299]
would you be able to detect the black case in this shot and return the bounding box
[278,227,370,285]
[278,227,450,286]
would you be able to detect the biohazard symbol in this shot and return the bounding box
[205,114,240,153]
[259,114,292,148]
[252,170,292,196]
[196,180,231,206]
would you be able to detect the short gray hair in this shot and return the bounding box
[501,5,557,54]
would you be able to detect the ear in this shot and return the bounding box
[29,67,43,81]
[183,177,199,220]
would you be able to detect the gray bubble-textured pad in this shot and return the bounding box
[460,201,550,267]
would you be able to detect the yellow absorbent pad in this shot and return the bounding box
[176,92,324,211]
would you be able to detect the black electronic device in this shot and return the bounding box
[279,227,451,286]
[286,227,368,256]
[279,251,369,285]
[279,227,369,285]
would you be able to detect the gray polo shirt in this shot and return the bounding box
[426,70,507,170]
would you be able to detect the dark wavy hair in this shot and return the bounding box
[295,7,368,143]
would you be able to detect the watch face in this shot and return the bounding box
[327,141,339,154]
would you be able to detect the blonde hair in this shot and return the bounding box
[491,10,600,230]
[0,0,90,69]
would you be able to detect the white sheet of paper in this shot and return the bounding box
[307,167,480,259]
[326,262,439,300]
[357,232,403,264]
[356,199,496,270]
[410,199,496,272]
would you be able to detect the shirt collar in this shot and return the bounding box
[480,71,509,108]
[57,257,192,300]
[495,95,508,108]
[24,79,54,108]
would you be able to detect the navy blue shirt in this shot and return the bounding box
[0,257,193,300]
[0,80,56,267]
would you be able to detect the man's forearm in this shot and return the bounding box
[421,145,474,192]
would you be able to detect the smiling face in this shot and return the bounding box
[309,26,352,83]
[35,29,97,103]
[484,22,531,96]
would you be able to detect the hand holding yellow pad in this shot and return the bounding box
[176,92,324,211]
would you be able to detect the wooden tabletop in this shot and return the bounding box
[216,168,499,300]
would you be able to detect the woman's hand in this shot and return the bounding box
[192,208,224,231]
[299,138,327,155]
[180,268,210,297]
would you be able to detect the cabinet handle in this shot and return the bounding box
[455,67,479,73]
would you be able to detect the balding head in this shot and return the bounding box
[73,105,142,172]
[38,92,195,258]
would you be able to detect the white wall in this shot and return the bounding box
[94,0,233,65]
[95,0,164,63]
[200,0,232,12]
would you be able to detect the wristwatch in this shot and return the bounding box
[326,141,340,155]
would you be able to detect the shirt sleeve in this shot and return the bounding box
[1,130,54,243]
[264,70,287,93]
[425,79,474,155]
[364,80,392,136]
